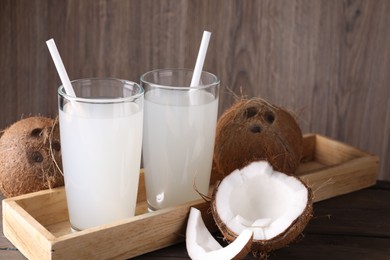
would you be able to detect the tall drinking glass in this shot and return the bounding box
[141,69,219,211]
[58,78,144,230]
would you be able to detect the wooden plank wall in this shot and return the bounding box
[0,0,389,180]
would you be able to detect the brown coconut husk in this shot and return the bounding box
[212,97,303,181]
[211,177,313,256]
[0,116,64,198]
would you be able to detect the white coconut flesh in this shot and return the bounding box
[186,207,253,260]
[215,161,308,240]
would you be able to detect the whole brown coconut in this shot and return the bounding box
[0,116,64,198]
[213,97,303,179]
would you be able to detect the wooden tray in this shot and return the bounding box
[2,133,379,259]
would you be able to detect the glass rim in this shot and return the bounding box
[140,68,220,90]
[57,78,144,104]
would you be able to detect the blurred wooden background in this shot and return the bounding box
[1,0,389,180]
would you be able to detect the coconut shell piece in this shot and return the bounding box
[0,116,64,198]
[186,207,253,260]
[213,97,303,179]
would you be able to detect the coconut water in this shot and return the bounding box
[59,102,143,230]
[143,90,218,210]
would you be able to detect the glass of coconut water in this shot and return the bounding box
[141,69,219,211]
[58,78,144,231]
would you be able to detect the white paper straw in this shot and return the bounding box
[46,39,76,97]
[190,31,211,87]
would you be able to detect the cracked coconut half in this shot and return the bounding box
[211,161,313,255]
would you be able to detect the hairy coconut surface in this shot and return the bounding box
[211,161,313,254]
[213,98,303,180]
[0,116,64,197]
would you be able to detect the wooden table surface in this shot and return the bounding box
[1,181,389,259]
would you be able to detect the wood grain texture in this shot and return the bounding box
[0,0,389,180]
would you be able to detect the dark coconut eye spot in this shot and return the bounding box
[244,106,258,119]
[31,128,43,137]
[264,111,275,124]
[249,124,262,133]
[52,141,61,151]
[31,151,44,163]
